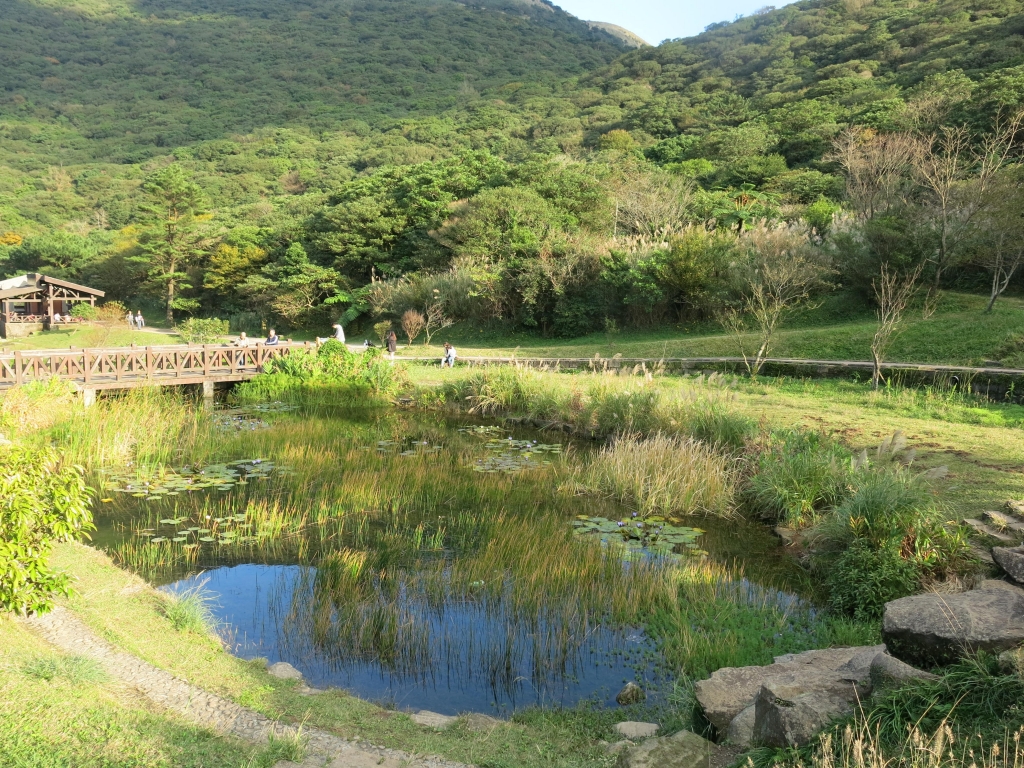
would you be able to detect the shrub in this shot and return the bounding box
[0,446,94,615]
[745,431,852,526]
[69,303,97,320]
[569,433,736,517]
[826,539,919,621]
[175,317,229,344]
[95,300,128,323]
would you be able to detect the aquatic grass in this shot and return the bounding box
[22,654,109,685]
[162,581,218,634]
[649,558,875,679]
[41,387,214,468]
[567,433,736,518]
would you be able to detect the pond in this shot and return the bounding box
[91,404,812,716]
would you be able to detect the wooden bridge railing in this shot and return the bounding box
[0,342,311,390]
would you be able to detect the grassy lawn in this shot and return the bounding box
[2,292,1021,370]
[0,594,289,767]
[0,324,181,352]
[388,292,1024,366]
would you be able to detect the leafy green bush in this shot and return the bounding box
[826,539,919,621]
[239,344,404,400]
[175,317,229,344]
[745,431,852,526]
[0,447,94,615]
[69,303,97,320]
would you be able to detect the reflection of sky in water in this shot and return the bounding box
[166,564,666,716]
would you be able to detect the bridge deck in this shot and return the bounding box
[0,342,312,391]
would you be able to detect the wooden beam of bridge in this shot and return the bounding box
[0,342,311,391]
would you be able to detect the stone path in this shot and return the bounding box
[25,607,472,768]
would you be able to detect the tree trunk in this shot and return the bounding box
[166,257,176,325]
[871,348,883,390]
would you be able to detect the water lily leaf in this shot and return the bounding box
[159,519,178,525]
[198,536,215,542]
[150,537,167,543]
[171,536,187,542]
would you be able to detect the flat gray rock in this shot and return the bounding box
[462,713,501,731]
[614,721,660,740]
[693,645,882,732]
[993,547,1024,583]
[883,580,1024,665]
[617,729,721,768]
[267,661,303,681]
[411,710,457,729]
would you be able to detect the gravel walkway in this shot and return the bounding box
[25,606,472,768]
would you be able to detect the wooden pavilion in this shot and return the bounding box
[0,273,105,338]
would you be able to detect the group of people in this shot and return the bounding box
[125,310,145,329]
[231,322,458,368]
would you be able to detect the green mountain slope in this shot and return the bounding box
[0,0,624,163]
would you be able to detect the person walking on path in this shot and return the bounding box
[126,310,135,329]
[386,330,397,360]
[135,311,145,329]
[440,342,456,368]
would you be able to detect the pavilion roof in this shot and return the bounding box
[0,273,105,302]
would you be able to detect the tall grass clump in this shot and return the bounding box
[803,721,1023,768]
[745,430,853,527]
[161,581,217,634]
[454,364,560,418]
[43,387,212,467]
[568,433,736,518]
[657,373,757,451]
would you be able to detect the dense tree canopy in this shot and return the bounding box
[2,0,1024,334]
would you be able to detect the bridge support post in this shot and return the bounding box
[82,388,96,408]
[201,380,215,407]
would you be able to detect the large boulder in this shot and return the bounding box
[868,652,937,690]
[883,580,1024,666]
[617,729,723,768]
[693,645,882,734]
[751,671,867,748]
[993,547,1024,583]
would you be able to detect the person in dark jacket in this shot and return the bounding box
[386,330,398,360]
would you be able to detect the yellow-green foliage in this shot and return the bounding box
[568,433,735,518]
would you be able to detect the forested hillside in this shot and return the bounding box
[3,0,1024,340]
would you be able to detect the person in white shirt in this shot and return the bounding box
[317,323,345,346]
[441,342,456,368]
[135,311,145,328]
[234,331,251,347]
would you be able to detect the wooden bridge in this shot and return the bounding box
[0,342,310,404]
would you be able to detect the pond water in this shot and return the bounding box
[92,405,811,716]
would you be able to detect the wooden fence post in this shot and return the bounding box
[14,351,22,385]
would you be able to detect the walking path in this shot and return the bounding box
[25,606,471,768]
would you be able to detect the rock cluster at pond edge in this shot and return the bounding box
[883,579,1024,665]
